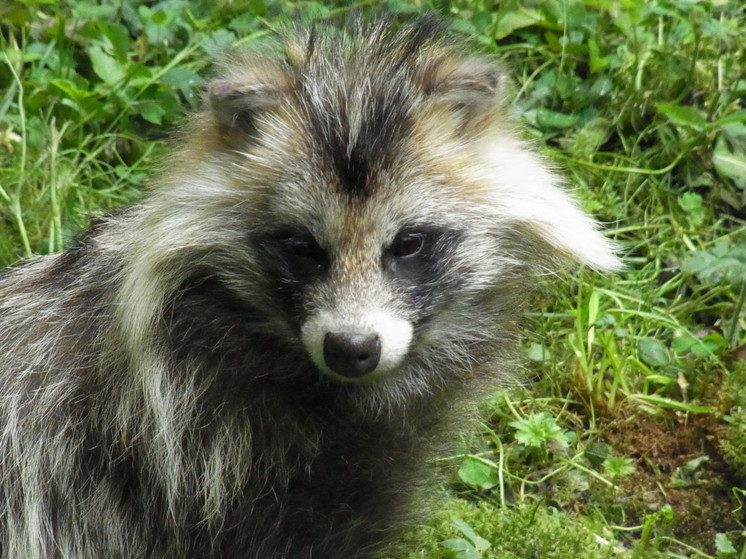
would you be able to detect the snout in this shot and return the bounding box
[323,332,382,378]
[301,311,413,382]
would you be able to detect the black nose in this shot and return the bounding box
[323,332,381,378]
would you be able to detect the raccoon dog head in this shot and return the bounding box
[131,17,619,397]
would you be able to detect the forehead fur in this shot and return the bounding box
[209,16,505,201]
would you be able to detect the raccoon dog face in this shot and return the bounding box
[138,18,618,399]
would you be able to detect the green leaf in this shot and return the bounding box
[161,67,203,90]
[671,334,696,353]
[683,243,746,284]
[671,333,722,358]
[681,249,719,277]
[588,37,609,73]
[715,532,737,554]
[678,192,704,226]
[88,45,126,86]
[204,29,237,55]
[714,109,746,128]
[682,455,709,474]
[495,8,542,40]
[458,456,499,491]
[300,2,332,20]
[72,3,116,19]
[637,338,669,368]
[246,0,266,16]
[100,22,132,63]
[451,517,491,552]
[713,136,746,188]
[135,101,167,125]
[568,117,612,158]
[656,103,708,130]
[603,455,636,478]
[526,343,551,362]
[536,108,579,129]
[49,79,92,103]
[439,539,480,559]
[584,441,611,466]
[229,12,259,34]
[697,333,727,356]
[510,412,570,448]
[660,504,674,520]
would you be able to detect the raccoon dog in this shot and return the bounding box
[0,16,619,559]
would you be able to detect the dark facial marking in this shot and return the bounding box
[297,19,443,199]
[382,227,463,312]
[258,229,328,280]
[255,228,329,318]
[304,89,413,200]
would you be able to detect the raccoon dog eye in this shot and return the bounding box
[383,228,461,288]
[287,236,324,260]
[391,232,425,258]
[268,230,323,259]
[259,230,328,279]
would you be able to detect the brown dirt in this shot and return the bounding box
[601,408,745,551]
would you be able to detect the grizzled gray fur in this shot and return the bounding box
[0,16,619,558]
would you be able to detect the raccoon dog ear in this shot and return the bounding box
[431,60,504,103]
[424,57,506,131]
[208,78,282,134]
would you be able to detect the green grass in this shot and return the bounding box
[2,1,746,557]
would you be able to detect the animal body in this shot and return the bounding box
[0,16,619,558]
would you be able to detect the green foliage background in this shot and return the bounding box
[2,1,745,557]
